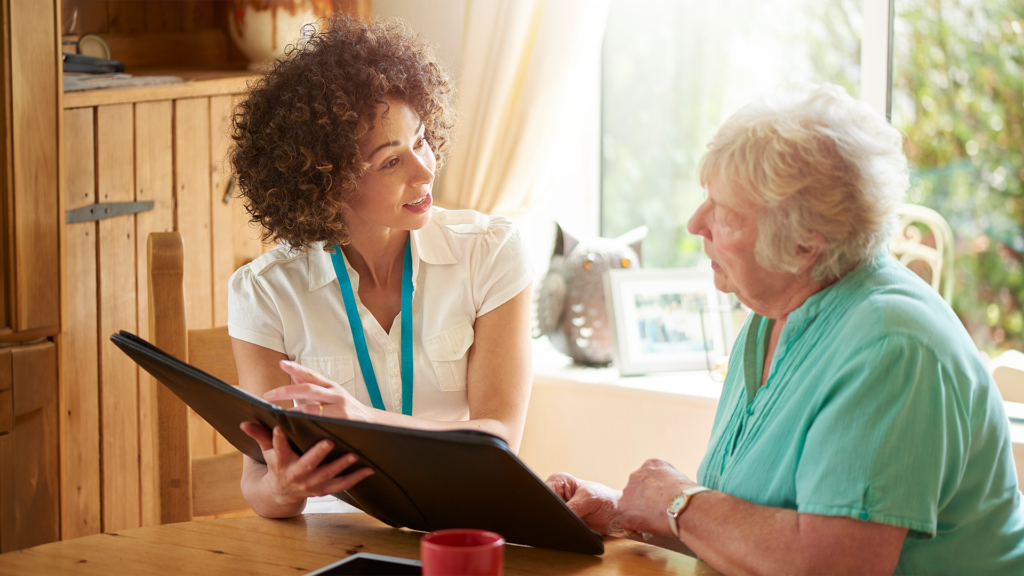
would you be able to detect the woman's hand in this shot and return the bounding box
[618,458,697,536]
[546,472,622,534]
[239,421,375,514]
[264,360,374,422]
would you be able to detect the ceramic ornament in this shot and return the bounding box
[535,223,647,366]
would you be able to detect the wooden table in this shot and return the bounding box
[0,513,721,575]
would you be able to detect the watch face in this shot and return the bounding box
[668,494,689,515]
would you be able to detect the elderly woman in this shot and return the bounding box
[549,84,1024,575]
[228,15,533,519]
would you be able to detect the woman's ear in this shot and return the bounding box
[794,232,826,274]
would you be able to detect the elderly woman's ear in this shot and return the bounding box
[794,232,826,275]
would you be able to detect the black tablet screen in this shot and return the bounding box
[303,553,419,573]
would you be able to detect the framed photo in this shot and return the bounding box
[603,268,732,376]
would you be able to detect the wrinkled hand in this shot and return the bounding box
[264,360,373,422]
[618,459,697,536]
[240,422,374,511]
[546,472,622,535]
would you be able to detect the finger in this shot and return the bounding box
[549,479,572,501]
[317,466,376,495]
[271,426,301,469]
[545,473,576,500]
[308,452,362,487]
[240,422,273,451]
[265,383,340,404]
[278,360,338,387]
[289,438,335,478]
[286,403,320,415]
[565,494,596,518]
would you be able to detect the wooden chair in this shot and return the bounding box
[148,231,251,523]
[889,203,955,304]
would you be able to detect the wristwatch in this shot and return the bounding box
[666,485,710,537]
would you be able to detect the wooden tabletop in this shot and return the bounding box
[0,513,721,575]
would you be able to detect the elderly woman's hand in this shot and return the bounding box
[618,459,699,536]
[546,472,622,534]
[263,360,374,422]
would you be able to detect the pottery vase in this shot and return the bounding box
[228,0,334,70]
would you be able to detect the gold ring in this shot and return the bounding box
[318,403,323,417]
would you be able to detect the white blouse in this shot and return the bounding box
[227,207,533,422]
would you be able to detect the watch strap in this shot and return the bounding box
[667,485,710,537]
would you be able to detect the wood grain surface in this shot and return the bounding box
[134,100,175,528]
[96,103,141,533]
[0,513,722,576]
[0,342,60,552]
[209,95,234,331]
[10,0,59,332]
[60,107,102,540]
[147,232,192,525]
[173,97,218,461]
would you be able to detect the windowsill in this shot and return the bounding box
[1004,403,1024,447]
[531,339,1024,442]
[530,339,723,403]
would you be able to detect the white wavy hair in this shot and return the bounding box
[698,83,909,283]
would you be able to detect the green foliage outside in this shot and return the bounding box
[890,0,1024,352]
[602,0,1024,353]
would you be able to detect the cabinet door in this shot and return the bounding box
[0,341,59,553]
[8,0,59,332]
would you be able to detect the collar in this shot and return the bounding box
[307,211,458,291]
[777,252,886,342]
[411,207,458,266]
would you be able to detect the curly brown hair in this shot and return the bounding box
[230,14,457,249]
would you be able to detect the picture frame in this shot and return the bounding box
[603,268,732,376]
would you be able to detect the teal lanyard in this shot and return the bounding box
[329,239,414,415]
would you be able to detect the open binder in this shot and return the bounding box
[111,331,604,555]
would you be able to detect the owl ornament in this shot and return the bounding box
[535,223,648,366]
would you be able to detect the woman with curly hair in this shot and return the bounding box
[227,14,534,519]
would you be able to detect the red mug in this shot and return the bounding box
[420,529,505,576]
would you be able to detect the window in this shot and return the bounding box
[600,0,866,268]
[891,0,1024,352]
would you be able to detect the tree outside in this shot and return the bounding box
[891,0,1024,353]
[602,0,1024,354]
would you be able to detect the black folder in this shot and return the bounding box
[111,331,604,555]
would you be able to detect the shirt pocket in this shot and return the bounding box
[425,321,475,392]
[297,355,356,396]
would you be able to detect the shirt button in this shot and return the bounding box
[451,344,458,352]
[387,347,395,354]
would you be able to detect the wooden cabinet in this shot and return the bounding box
[1,0,371,551]
[0,0,62,553]
[0,342,60,553]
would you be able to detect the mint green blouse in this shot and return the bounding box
[698,254,1024,575]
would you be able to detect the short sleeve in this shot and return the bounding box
[227,265,287,354]
[795,335,967,538]
[471,216,533,316]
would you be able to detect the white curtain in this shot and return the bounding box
[436,0,611,216]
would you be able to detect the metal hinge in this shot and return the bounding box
[66,201,154,223]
